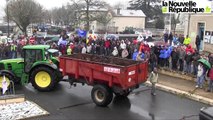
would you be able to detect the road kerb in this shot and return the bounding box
[158,69,194,81]
[145,82,213,106]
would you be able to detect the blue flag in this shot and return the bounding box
[77,29,87,37]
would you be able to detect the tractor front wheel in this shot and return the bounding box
[30,67,57,92]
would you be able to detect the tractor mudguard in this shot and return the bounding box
[0,70,16,78]
[30,63,58,73]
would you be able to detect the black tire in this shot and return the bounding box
[91,84,113,107]
[30,67,57,92]
[114,90,130,97]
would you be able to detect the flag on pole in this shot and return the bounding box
[2,75,8,94]
[77,29,87,37]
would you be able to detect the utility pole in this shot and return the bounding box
[6,0,10,38]
[187,14,191,36]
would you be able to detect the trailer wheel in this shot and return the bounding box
[114,90,130,97]
[91,85,113,107]
[116,92,130,97]
[30,67,57,92]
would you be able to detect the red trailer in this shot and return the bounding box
[59,54,148,106]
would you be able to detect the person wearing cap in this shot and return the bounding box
[148,67,158,96]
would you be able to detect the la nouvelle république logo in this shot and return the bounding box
[162,0,212,13]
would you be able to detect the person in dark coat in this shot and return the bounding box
[154,45,161,65]
[164,32,169,44]
[185,51,193,74]
[149,51,157,71]
[169,32,173,45]
[178,34,184,44]
[208,53,213,66]
[72,42,79,53]
[195,35,201,52]
[99,38,105,55]
[178,46,186,72]
[192,51,200,75]
[171,47,179,70]
[95,39,101,55]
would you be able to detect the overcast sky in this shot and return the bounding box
[35,0,130,9]
[0,0,129,18]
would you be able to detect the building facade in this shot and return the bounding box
[89,9,146,34]
[112,9,146,33]
[186,13,213,52]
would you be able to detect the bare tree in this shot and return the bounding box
[5,0,44,36]
[70,0,108,31]
[171,13,180,34]
[43,10,52,24]
[50,3,83,27]
[94,11,113,33]
[113,2,125,9]
[129,0,163,27]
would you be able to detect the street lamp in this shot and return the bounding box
[6,0,10,38]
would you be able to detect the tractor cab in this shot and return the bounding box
[23,45,50,73]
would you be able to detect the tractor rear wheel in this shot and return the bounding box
[91,84,113,107]
[30,67,57,92]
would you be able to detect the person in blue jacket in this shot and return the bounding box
[132,49,146,61]
[132,49,138,60]
[159,46,166,67]
[164,46,173,67]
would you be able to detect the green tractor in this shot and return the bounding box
[0,45,62,91]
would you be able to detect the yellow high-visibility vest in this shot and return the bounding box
[67,48,72,55]
[183,37,191,45]
[11,45,16,51]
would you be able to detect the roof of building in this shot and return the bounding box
[80,7,146,17]
[113,9,146,17]
[80,6,108,12]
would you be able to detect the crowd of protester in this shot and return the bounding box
[0,41,21,60]
[0,30,213,92]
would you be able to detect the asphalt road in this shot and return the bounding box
[15,82,209,120]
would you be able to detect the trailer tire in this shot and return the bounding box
[30,67,57,92]
[114,91,130,97]
[91,85,113,107]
